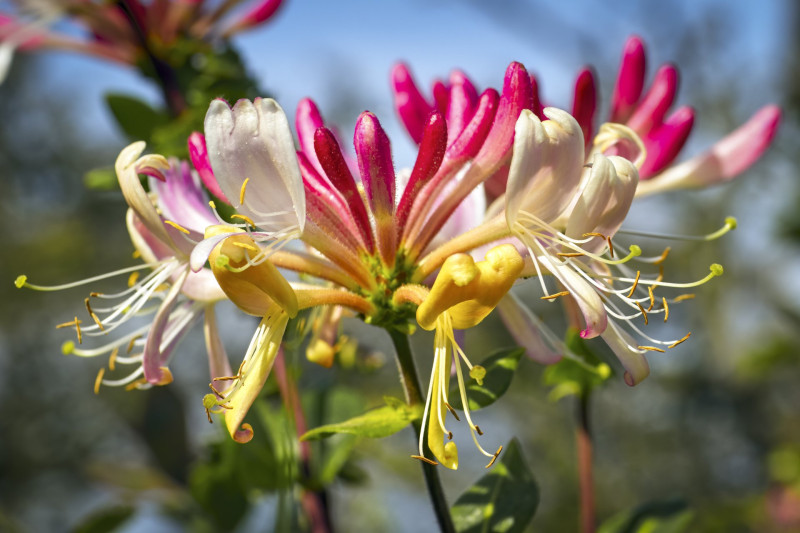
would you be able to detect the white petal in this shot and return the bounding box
[600,321,650,386]
[204,98,305,233]
[540,255,607,339]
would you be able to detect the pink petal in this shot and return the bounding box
[295,97,326,176]
[445,70,479,142]
[391,63,434,144]
[571,68,597,149]
[626,64,679,136]
[639,105,695,178]
[188,132,230,204]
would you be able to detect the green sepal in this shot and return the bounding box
[448,347,524,411]
[451,438,539,533]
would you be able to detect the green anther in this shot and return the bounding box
[725,216,738,230]
[628,245,641,256]
[61,341,75,355]
[710,263,724,277]
[14,275,27,289]
[470,365,487,386]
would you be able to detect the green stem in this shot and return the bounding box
[387,328,456,533]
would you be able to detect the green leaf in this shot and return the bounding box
[449,347,524,411]
[105,93,168,141]
[543,328,611,401]
[451,438,539,533]
[71,505,135,533]
[300,396,422,441]
[83,167,118,191]
[598,499,693,533]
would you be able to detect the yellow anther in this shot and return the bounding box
[636,302,649,325]
[638,345,665,353]
[626,271,641,298]
[132,249,141,259]
[674,293,695,302]
[125,377,148,391]
[411,455,439,466]
[94,368,105,395]
[444,402,461,422]
[654,247,671,265]
[307,338,335,368]
[485,445,503,469]
[155,367,173,386]
[75,317,82,344]
[232,241,260,253]
[231,213,256,227]
[582,232,608,240]
[108,347,118,371]
[607,237,615,258]
[14,275,27,289]
[647,286,655,311]
[164,220,191,234]
[448,431,453,440]
[541,290,570,301]
[557,252,585,258]
[127,271,140,287]
[85,298,105,331]
[663,297,669,322]
[127,335,141,354]
[239,178,250,206]
[668,332,692,348]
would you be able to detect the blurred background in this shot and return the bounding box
[1,0,798,531]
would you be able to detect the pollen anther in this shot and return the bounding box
[638,345,665,353]
[636,302,649,325]
[164,220,191,234]
[668,332,691,348]
[239,177,250,206]
[541,291,570,301]
[94,368,105,395]
[411,455,439,466]
[444,402,460,421]
[626,271,641,297]
[663,297,669,322]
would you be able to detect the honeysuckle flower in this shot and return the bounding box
[0,0,285,80]
[16,146,230,392]
[191,63,539,456]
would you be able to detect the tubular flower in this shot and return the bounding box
[394,42,778,375]
[0,0,285,79]
[16,147,230,392]
[189,63,537,454]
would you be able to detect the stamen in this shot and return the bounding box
[127,335,141,354]
[626,271,641,298]
[663,297,669,322]
[475,425,483,436]
[654,247,671,265]
[209,200,216,210]
[636,302,649,325]
[444,402,461,422]
[231,214,256,227]
[75,317,82,344]
[127,272,140,287]
[84,298,105,331]
[164,220,191,234]
[125,377,148,391]
[232,241,260,253]
[541,290,570,301]
[674,294,695,302]
[485,445,503,468]
[668,332,691,348]
[448,431,453,440]
[94,368,105,395]
[647,286,655,311]
[411,455,439,466]
[582,232,608,240]
[108,347,118,371]
[638,346,666,353]
[607,237,615,258]
[239,177,250,206]
[557,252,585,258]
[132,250,141,259]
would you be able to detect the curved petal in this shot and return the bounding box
[600,321,650,386]
[495,292,562,364]
[540,255,607,339]
[142,267,190,384]
[204,98,305,232]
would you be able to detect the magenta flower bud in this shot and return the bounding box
[626,64,678,136]
[432,79,449,115]
[222,0,284,36]
[610,35,646,123]
[571,67,597,148]
[296,97,326,175]
[355,111,397,264]
[391,63,434,144]
[314,127,375,251]
[188,131,230,204]
[640,106,695,178]
[445,70,479,142]
[397,111,448,233]
[529,74,545,120]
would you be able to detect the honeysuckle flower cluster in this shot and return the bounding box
[19,37,780,471]
[0,0,284,80]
